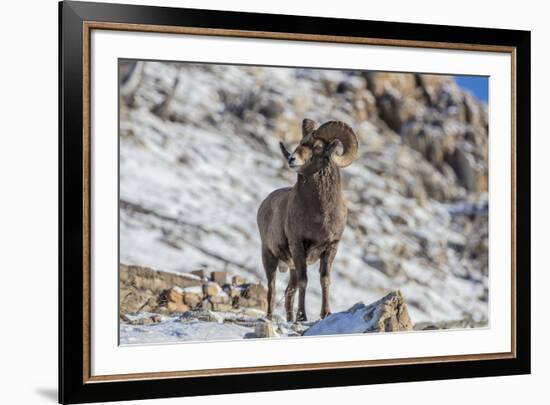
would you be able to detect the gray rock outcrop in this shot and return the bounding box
[304,291,413,336]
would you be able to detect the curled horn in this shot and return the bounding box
[314,121,359,168]
[302,118,318,138]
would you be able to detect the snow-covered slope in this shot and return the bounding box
[119,61,489,324]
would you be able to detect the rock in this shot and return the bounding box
[191,269,206,278]
[237,297,267,312]
[243,283,267,301]
[164,287,184,304]
[231,275,246,286]
[416,74,456,106]
[129,314,164,325]
[120,314,131,323]
[304,291,413,336]
[120,263,208,315]
[182,292,202,309]
[362,255,399,276]
[136,317,154,325]
[364,72,418,98]
[259,98,284,119]
[150,314,162,323]
[223,285,242,299]
[336,76,366,97]
[448,145,488,192]
[201,300,213,311]
[119,61,144,107]
[120,264,203,293]
[202,282,222,297]
[139,317,157,325]
[167,302,190,313]
[180,309,222,323]
[290,322,312,335]
[232,283,268,311]
[119,288,160,314]
[210,271,228,285]
[210,292,230,304]
[463,93,485,128]
[254,321,278,338]
[417,324,439,331]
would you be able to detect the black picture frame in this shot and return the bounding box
[59,1,531,403]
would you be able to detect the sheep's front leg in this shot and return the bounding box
[261,246,278,320]
[284,269,298,322]
[290,241,308,322]
[319,244,338,319]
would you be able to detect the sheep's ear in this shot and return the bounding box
[302,118,318,138]
[279,141,291,160]
[325,139,340,156]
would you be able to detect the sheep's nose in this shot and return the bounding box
[288,156,296,165]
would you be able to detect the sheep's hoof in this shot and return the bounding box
[296,311,308,322]
[320,310,331,319]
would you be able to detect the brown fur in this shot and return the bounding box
[257,119,358,321]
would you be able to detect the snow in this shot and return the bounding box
[180,286,204,295]
[120,320,252,344]
[120,310,300,344]
[303,303,377,336]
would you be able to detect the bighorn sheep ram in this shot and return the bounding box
[257,119,359,322]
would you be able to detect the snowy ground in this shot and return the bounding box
[121,320,252,344]
[120,311,312,344]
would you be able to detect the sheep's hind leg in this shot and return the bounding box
[319,244,337,319]
[262,247,278,320]
[290,242,308,322]
[284,269,298,322]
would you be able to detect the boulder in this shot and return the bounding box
[120,264,203,292]
[222,285,242,300]
[191,269,206,278]
[231,275,246,286]
[254,321,278,338]
[448,145,488,192]
[210,292,230,304]
[364,72,418,98]
[210,271,228,285]
[164,287,184,304]
[182,292,202,309]
[167,302,190,313]
[120,314,131,324]
[128,314,164,325]
[304,291,413,336]
[201,300,213,311]
[243,283,267,301]
[150,314,162,323]
[237,297,267,312]
[203,282,222,297]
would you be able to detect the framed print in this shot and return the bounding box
[59,1,531,403]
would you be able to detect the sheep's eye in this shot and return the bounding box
[313,141,324,151]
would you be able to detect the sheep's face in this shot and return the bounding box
[279,137,340,174]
